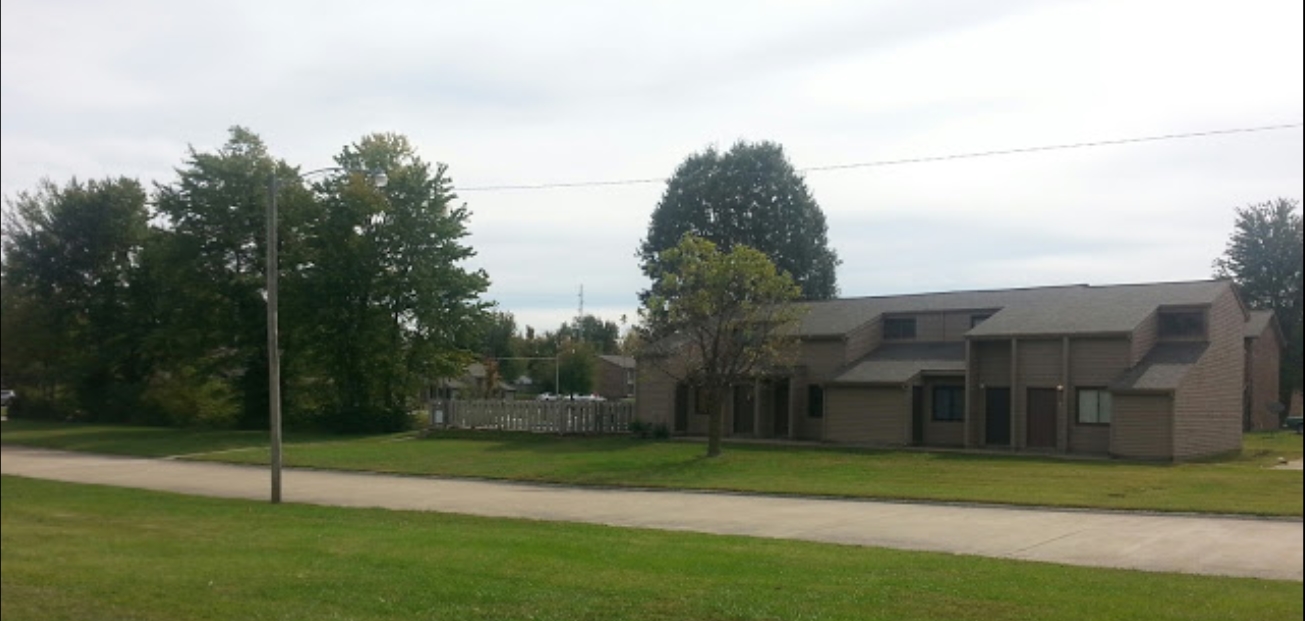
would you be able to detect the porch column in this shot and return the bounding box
[964,339,975,448]
[1059,337,1071,451]
[1010,338,1021,449]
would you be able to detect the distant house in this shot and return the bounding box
[426,363,516,400]
[595,355,636,400]
[1243,310,1284,430]
[637,279,1270,461]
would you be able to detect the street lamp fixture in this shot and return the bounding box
[267,166,386,504]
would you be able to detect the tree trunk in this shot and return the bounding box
[706,387,724,457]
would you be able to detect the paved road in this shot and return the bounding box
[2,445,1301,581]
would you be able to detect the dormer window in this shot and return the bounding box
[1158,310,1205,338]
[883,317,916,340]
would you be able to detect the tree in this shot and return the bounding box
[557,314,621,354]
[638,234,803,457]
[1214,197,1304,412]
[296,133,490,432]
[1,177,150,419]
[639,140,839,308]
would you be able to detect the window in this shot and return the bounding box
[932,386,965,422]
[970,314,992,328]
[1077,388,1112,424]
[1158,311,1205,338]
[883,317,916,340]
[807,385,824,418]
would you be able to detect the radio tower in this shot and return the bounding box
[577,285,585,343]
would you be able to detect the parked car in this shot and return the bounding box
[535,392,559,402]
[0,389,14,407]
[1285,416,1304,435]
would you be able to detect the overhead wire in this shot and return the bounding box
[458,122,1303,192]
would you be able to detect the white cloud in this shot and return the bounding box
[2,0,1301,335]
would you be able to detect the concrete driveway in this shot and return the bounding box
[2,445,1301,581]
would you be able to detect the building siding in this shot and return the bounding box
[1172,289,1244,459]
[1110,394,1173,459]
[1069,339,1130,385]
[636,364,676,429]
[1015,339,1062,447]
[1247,331,1282,430]
[799,340,847,379]
[1130,311,1158,366]
[923,379,966,446]
[825,386,909,444]
[845,319,882,365]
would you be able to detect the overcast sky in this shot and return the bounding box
[3,0,1302,334]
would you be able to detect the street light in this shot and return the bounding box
[267,166,386,504]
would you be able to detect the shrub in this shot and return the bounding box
[628,419,651,439]
[652,423,670,440]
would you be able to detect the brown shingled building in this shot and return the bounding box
[637,279,1279,461]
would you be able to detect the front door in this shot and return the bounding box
[1026,388,1058,448]
[673,384,689,433]
[985,387,1011,446]
[733,385,755,434]
[911,386,925,445]
[773,382,790,436]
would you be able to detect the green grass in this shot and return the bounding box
[2,476,1299,621]
[0,419,345,457]
[5,419,1301,516]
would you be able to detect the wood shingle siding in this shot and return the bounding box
[1131,311,1159,366]
[1069,339,1130,385]
[825,386,909,444]
[1110,394,1173,459]
[1171,289,1243,459]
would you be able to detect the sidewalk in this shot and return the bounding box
[2,445,1301,581]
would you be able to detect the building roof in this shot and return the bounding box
[830,342,966,385]
[597,354,636,369]
[1110,342,1208,392]
[796,279,1233,339]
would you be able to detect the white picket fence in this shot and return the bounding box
[428,399,635,434]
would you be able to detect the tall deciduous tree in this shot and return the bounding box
[639,140,839,309]
[297,133,490,432]
[1,177,150,419]
[639,234,803,457]
[1214,197,1304,410]
[152,127,290,428]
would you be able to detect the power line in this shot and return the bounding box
[459,122,1303,192]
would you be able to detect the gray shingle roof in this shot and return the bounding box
[1110,342,1208,392]
[830,342,966,384]
[598,354,636,369]
[797,279,1232,339]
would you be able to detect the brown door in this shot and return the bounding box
[1027,388,1058,448]
[773,382,790,436]
[674,384,689,433]
[733,385,755,434]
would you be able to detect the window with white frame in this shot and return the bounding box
[1077,388,1112,424]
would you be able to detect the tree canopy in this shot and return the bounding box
[638,140,840,304]
[1,127,491,433]
[1214,197,1304,409]
[639,234,803,457]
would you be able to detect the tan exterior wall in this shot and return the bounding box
[635,364,676,428]
[1130,311,1158,366]
[595,359,634,400]
[974,340,1012,385]
[799,339,848,379]
[1246,333,1281,430]
[824,386,909,444]
[1015,339,1063,448]
[1069,423,1111,454]
[1069,338,1130,385]
[1172,289,1244,459]
[1110,394,1173,459]
[845,318,882,364]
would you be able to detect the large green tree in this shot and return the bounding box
[639,140,839,306]
[296,133,490,432]
[1214,197,1304,411]
[152,127,293,428]
[639,234,803,457]
[1,177,150,419]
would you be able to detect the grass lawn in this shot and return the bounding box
[2,476,1300,621]
[0,418,343,457]
[4,419,1301,516]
